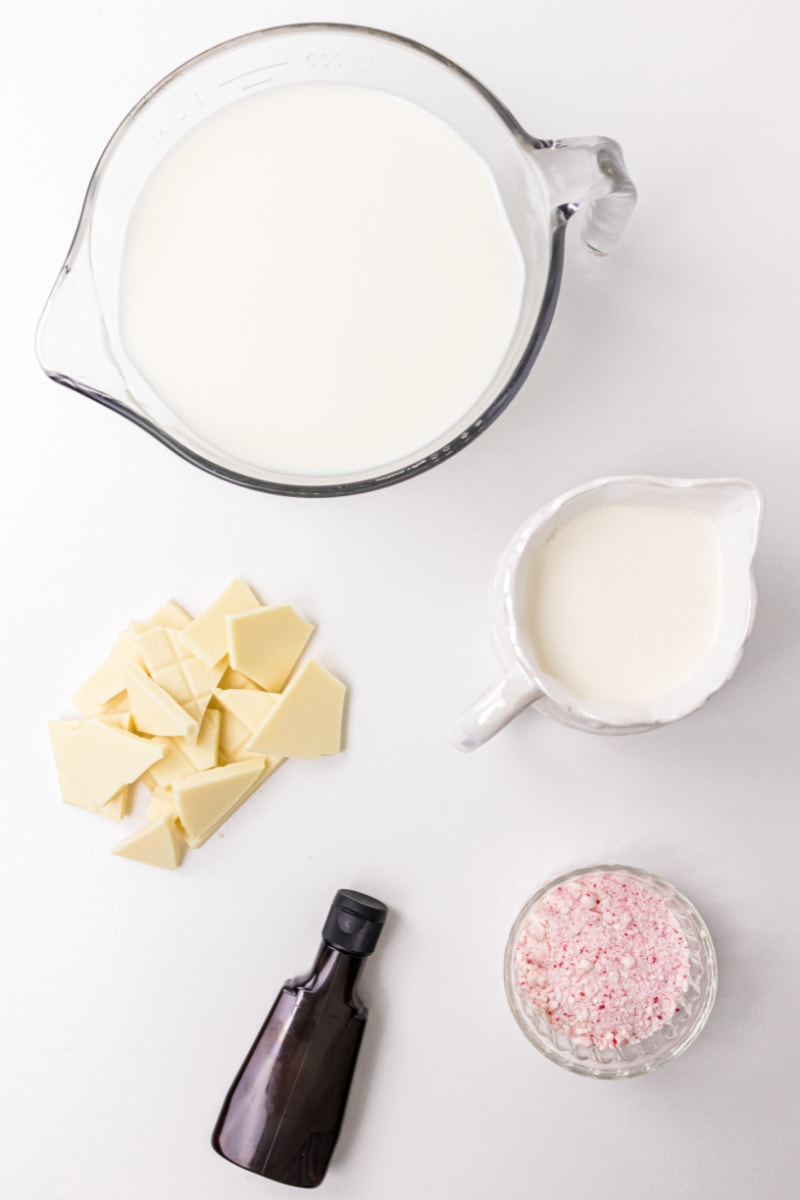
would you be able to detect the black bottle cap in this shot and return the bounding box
[322,889,388,957]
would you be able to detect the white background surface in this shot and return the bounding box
[3,2,799,1198]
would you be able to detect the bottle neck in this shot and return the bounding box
[300,942,366,1004]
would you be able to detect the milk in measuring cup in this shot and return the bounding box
[524,505,722,705]
[119,84,525,476]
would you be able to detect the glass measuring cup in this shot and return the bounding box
[36,23,636,496]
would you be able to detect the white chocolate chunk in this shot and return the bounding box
[128,619,153,638]
[226,606,314,691]
[214,688,278,732]
[246,661,346,758]
[148,600,192,630]
[134,627,182,672]
[56,771,125,820]
[102,713,135,734]
[177,580,262,667]
[181,708,220,770]
[216,695,283,765]
[217,709,260,764]
[102,787,129,822]
[132,626,225,729]
[56,773,95,813]
[147,709,221,787]
[112,816,185,869]
[173,759,266,848]
[55,716,135,819]
[50,718,164,809]
[173,657,226,730]
[87,693,132,719]
[72,630,145,713]
[123,663,198,738]
[217,666,261,691]
[145,788,177,823]
[146,739,197,789]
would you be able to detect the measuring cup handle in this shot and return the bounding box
[449,667,543,752]
[532,136,637,255]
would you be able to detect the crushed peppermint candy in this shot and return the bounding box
[513,871,690,1050]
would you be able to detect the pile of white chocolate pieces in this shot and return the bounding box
[48,581,346,869]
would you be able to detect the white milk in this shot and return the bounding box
[524,505,722,705]
[119,84,525,476]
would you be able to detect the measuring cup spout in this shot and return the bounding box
[36,228,130,411]
[531,136,637,255]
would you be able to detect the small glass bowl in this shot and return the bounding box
[504,864,717,1079]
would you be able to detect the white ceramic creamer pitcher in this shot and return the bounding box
[450,477,763,748]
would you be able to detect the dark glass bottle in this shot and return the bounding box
[212,889,388,1188]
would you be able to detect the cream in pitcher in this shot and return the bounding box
[524,504,722,706]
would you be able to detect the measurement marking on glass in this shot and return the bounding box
[241,78,275,92]
[218,63,288,87]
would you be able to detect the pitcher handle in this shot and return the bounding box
[449,666,543,752]
[531,136,637,256]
